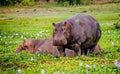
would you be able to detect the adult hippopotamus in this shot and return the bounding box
[52,13,101,56]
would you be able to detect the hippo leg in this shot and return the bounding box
[86,49,90,56]
[57,46,66,57]
[81,48,90,56]
[74,44,81,56]
[89,45,96,54]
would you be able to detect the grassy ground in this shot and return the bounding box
[0,3,120,74]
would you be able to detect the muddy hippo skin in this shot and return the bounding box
[37,38,60,57]
[15,39,46,54]
[52,13,101,56]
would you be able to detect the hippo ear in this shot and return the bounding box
[52,23,56,26]
[64,21,68,26]
[23,39,27,45]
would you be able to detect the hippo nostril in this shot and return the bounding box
[60,40,62,43]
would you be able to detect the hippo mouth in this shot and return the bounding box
[53,40,67,46]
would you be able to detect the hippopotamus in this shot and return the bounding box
[52,13,101,56]
[15,38,101,57]
[15,39,46,54]
[15,38,60,57]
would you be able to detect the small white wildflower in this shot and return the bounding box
[21,36,24,39]
[5,42,8,45]
[105,58,108,60]
[30,35,33,37]
[101,63,104,67]
[37,33,39,36]
[40,35,42,37]
[35,37,37,39]
[114,60,120,67]
[24,37,26,40]
[10,36,13,39]
[62,71,65,74]
[39,31,42,34]
[79,62,83,66]
[41,69,45,74]
[15,33,19,36]
[107,30,110,34]
[4,32,6,34]
[42,30,45,33]
[93,64,96,68]
[54,71,60,74]
[30,57,35,61]
[86,64,91,68]
[4,36,6,39]
[112,42,114,46]
[18,68,22,74]
[26,32,29,35]
[69,71,72,74]
[86,69,89,74]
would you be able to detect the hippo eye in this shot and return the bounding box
[24,45,28,48]
[54,29,57,33]
[61,28,65,31]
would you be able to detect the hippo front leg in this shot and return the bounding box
[74,44,81,56]
[69,44,81,56]
[55,46,65,57]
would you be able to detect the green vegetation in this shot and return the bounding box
[0,3,120,74]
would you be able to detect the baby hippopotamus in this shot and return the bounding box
[15,38,60,57]
[15,38,101,57]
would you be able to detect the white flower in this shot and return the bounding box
[24,37,26,40]
[105,58,108,60]
[107,30,110,34]
[21,36,24,39]
[15,33,19,36]
[46,30,48,32]
[114,60,120,67]
[41,69,45,74]
[4,36,6,39]
[93,64,96,68]
[69,71,72,74]
[54,71,60,74]
[62,71,65,74]
[86,64,91,68]
[79,62,83,66]
[112,42,114,46]
[8,35,13,39]
[101,63,105,67]
[30,57,35,61]
[35,37,38,39]
[5,42,8,45]
[86,69,89,74]
[40,35,42,37]
[18,68,22,74]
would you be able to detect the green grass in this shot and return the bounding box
[0,3,120,74]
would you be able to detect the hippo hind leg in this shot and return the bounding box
[81,48,90,56]
[89,45,96,54]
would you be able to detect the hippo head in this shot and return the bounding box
[52,21,70,46]
[15,39,35,54]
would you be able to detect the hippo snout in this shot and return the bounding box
[53,38,67,46]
